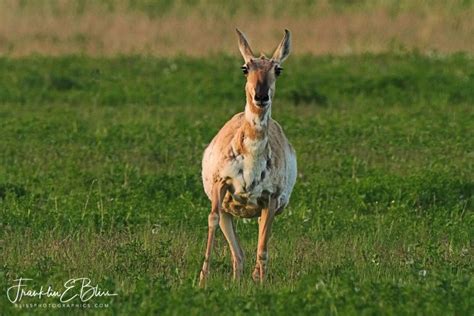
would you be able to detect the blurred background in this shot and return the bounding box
[1,0,473,57]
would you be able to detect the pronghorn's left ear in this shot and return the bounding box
[272,29,291,63]
[236,28,254,64]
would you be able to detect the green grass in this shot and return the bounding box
[0,54,473,315]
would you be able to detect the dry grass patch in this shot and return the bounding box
[0,1,473,56]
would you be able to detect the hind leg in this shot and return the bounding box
[219,211,244,280]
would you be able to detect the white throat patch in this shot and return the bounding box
[244,104,271,131]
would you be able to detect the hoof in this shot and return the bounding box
[199,270,208,288]
[252,267,261,283]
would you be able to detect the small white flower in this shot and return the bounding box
[315,280,325,290]
[152,224,160,234]
[371,254,379,265]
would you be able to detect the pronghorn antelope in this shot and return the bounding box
[200,29,297,286]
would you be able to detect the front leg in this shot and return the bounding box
[252,198,277,283]
[199,182,227,288]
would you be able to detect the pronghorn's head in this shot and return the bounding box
[236,29,291,112]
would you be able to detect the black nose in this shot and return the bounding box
[254,94,269,103]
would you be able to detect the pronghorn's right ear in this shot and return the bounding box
[236,29,254,64]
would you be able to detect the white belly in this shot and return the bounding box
[202,146,295,218]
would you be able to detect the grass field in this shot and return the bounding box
[0,53,473,315]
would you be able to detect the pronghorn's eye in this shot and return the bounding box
[241,66,248,75]
[275,66,283,76]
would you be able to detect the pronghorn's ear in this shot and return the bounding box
[236,28,254,64]
[272,29,291,63]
